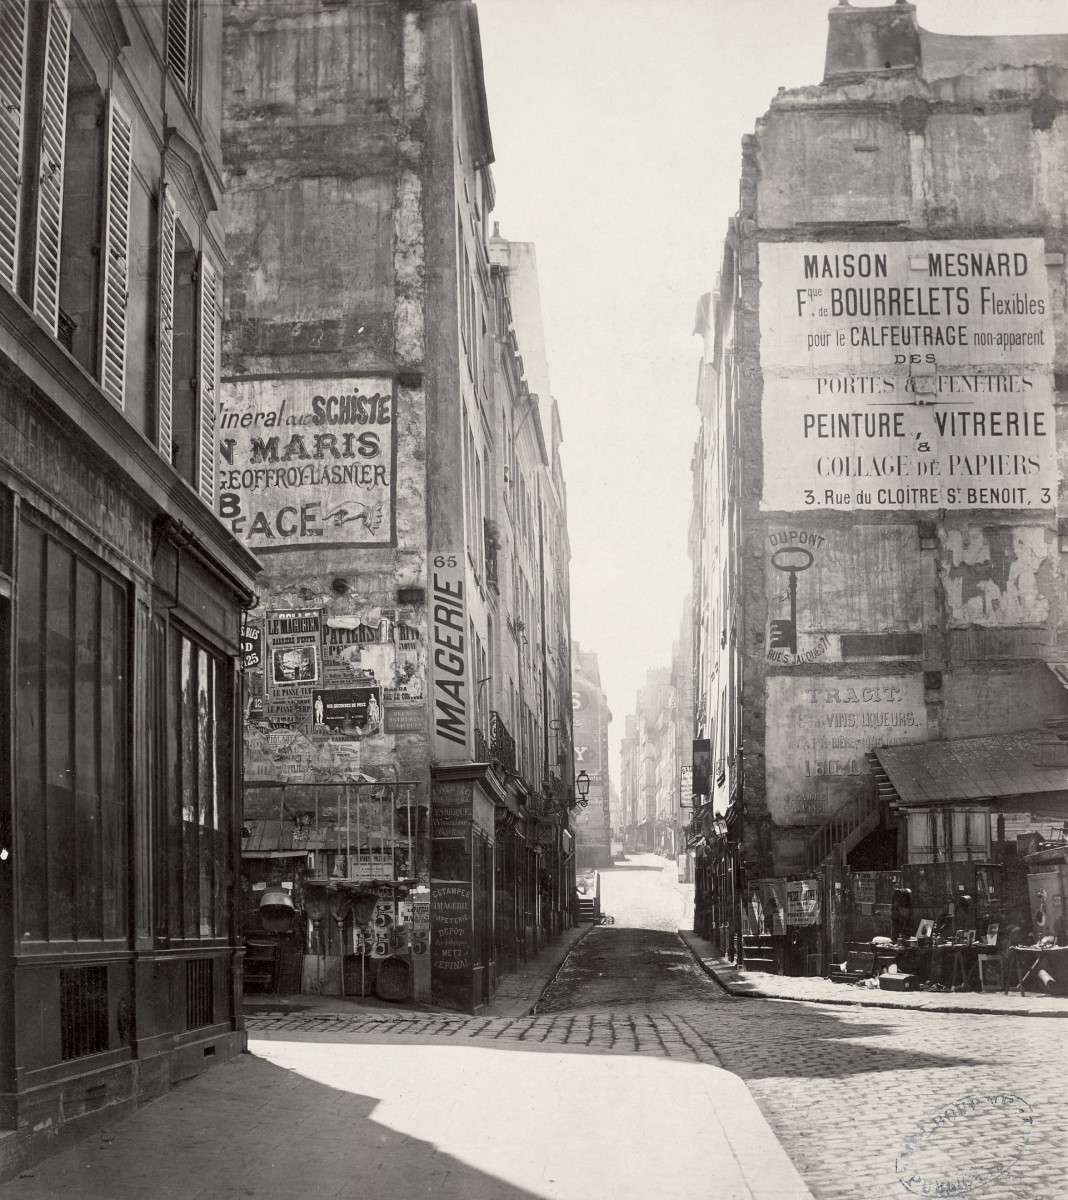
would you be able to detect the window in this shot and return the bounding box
[15,516,128,943]
[159,210,218,506]
[166,0,200,112]
[0,0,28,291]
[0,1,133,402]
[907,808,992,864]
[156,628,230,942]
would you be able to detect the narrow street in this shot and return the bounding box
[6,854,1065,1199]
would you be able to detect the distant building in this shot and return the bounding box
[690,3,1068,973]
[572,642,612,870]
[223,0,575,1013]
[0,0,256,1175]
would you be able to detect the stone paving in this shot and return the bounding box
[7,855,1066,1199]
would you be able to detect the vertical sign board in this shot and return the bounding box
[430,553,469,761]
[758,239,1056,512]
[431,781,473,1010]
[217,377,397,549]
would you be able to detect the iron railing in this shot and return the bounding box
[484,519,499,590]
[489,710,517,775]
[474,724,491,765]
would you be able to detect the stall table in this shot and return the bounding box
[1004,945,1068,996]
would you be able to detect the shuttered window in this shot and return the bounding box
[31,0,69,333]
[157,190,177,461]
[166,0,198,110]
[99,94,131,408]
[0,0,27,291]
[197,256,218,506]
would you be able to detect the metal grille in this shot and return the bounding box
[186,958,213,1030]
[60,966,109,1060]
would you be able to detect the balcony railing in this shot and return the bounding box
[474,725,491,765]
[484,519,499,591]
[489,710,517,775]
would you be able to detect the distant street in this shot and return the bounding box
[7,855,1067,1199]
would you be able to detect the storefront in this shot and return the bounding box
[811,731,1068,994]
[240,780,428,1002]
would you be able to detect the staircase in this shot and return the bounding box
[741,933,779,973]
[577,896,598,923]
[805,756,892,871]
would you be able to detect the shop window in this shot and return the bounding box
[158,629,230,942]
[15,517,128,943]
[166,0,200,112]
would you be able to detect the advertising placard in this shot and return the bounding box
[786,878,820,927]
[429,553,469,759]
[759,239,1056,512]
[218,377,396,551]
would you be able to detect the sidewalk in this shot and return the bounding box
[680,929,1068,1018]
[243,921,594,1023]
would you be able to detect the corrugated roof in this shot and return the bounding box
[875,730,1068,807]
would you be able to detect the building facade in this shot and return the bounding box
[223,0,575,1013]
[0,0,256,1176]
[691,3,1068,972]
[571,642,612,871]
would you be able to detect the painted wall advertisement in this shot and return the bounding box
[758,239,1056,511]
[217,376,396,550]
[430,553,469,761]
[764,525,922,666]
[243,606,426,783]
[765,674,927,826]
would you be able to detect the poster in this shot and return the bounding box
[312,686,382,733]
[758,239,1056,511]
[748,879,787,937]
[786,879,820,926]
[217,376,396,550]
[264,610,321,732]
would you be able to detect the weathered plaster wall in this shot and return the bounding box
[735,23,1068,875]
[223,1,431,795]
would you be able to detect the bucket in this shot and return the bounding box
[259,888,297,933]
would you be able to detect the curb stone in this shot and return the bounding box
[678,929,1068,1019]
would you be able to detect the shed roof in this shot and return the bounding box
[874,730,1068,807]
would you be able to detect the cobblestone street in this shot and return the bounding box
[8,856,1067,1199]
[244,856,1068,1199]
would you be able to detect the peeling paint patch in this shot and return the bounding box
[942,526,1050,624]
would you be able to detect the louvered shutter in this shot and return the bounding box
[0,0,27,291]
[197,256,218,507]
[166,0,193,103]
[99,94,132,408]
[156,189,177,460]
[32,0,70,332]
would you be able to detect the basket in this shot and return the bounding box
[374,955,411,1002]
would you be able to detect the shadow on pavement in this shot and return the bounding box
[4,1052,542,1200]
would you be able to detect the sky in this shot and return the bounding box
[475,0,1068,777]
